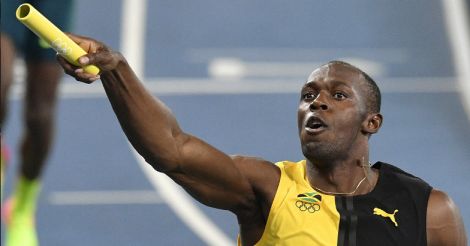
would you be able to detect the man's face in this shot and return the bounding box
[298,63,369,161]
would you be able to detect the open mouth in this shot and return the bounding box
[305,116,328,133]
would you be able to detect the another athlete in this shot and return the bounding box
[1,1,74,246]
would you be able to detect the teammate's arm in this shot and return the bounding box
[426,189,467,246]
[57,34,280,214]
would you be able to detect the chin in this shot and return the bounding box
[301,142,345,162]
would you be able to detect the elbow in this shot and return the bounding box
[142,152,181,174]
[133,131,189,174]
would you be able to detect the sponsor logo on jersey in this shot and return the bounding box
[373,207,399,227]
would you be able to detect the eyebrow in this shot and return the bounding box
[303,80,352,89]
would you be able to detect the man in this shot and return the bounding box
[1,1,74,245]
[58,33,467,245]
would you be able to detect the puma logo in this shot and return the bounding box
[373,207,398,227]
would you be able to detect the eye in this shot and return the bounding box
[302,92,316,100]
[333,92,347,100]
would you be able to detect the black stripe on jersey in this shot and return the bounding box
[347,197,357,246]
[337,197,347,246]
[336,196,357,246]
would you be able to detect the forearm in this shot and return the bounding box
[57,34,261,212]
[100,55,183,171]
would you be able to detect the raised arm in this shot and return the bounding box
[57,34,280,215]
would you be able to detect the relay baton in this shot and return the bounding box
[16,3,100,75]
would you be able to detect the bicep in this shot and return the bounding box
[165,134,272,212]
[426,189,467,246]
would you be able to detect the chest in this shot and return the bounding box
[262,188,426,246]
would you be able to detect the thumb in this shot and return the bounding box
[78,56,90,66]
[80,51,122,72]
[78,53,105,71]
[77,55,101,75]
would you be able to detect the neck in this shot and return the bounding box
[306,152,378,196]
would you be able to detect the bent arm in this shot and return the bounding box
[426,189,467,246]
[58,34,279,213]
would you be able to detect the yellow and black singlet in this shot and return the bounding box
[251,160,432,246]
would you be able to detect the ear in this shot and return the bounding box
[361,113,383,135]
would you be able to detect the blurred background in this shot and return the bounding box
[2,0,469,245]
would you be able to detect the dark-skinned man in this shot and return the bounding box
[57,33,467,246]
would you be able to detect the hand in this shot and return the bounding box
[56,33,123,83]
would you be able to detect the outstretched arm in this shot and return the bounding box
[58,34,279,214]
[426,189,467,246]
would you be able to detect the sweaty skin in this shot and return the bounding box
[58,33,467,246]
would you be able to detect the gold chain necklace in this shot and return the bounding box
[313,176,367,196]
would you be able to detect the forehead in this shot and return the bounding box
[306,63,364,87]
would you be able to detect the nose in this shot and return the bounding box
[309,93,329,111]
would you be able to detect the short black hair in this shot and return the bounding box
[326,60,381,113]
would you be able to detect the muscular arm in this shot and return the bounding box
[426,189,467,246]
[58,34,280,215]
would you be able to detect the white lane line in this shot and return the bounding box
[48,190,163,205]
[120,0,147,77]
[208,58,385,79]
[442,0,470,122]
[130,148,235,246]
[8,76,458,99]
[121,0,234,244]
[188,47,408,63]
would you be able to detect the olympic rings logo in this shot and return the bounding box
[295,200,321,213]
[52,38,72,55]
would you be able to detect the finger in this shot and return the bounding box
[78,52,111,72]
[83,51,121,72]
[66,32,104,54]
[72,68,100,83]
[88,41,100,54]
[77,54,102,74]
[75,69,101,83]
[56,55,79,75]
[58,54,100,83]
[78,55,91,66]
[66,32,94,44]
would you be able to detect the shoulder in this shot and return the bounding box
[374,163,467,245]
[376,162,429,183]
[374,162,432,196]
[231,155,278,171]
[426,189,467,246]
[231,155,280,192]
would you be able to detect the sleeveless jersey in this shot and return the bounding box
[249,160,432,246]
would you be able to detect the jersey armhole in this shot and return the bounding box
[253,161,291,245]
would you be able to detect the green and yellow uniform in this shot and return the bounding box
[251,160,431,246]
[1,0,74,61]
